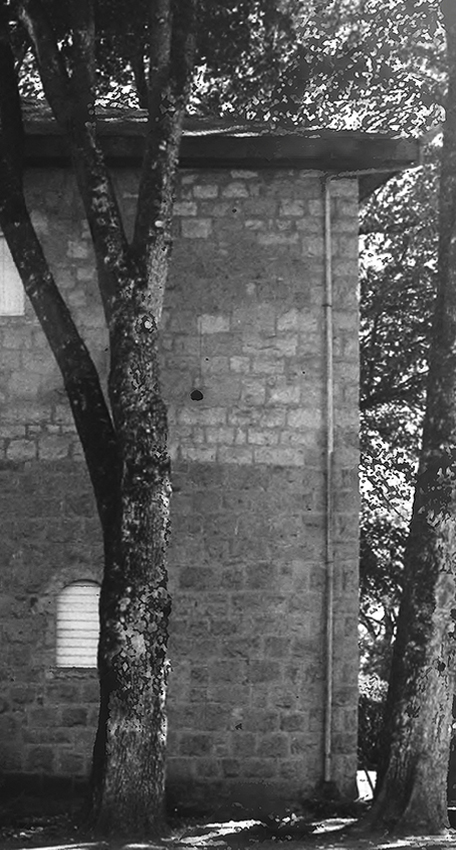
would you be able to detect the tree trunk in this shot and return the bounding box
[2,0,195,835]
[365,2,456,834]
[89,265,172,837]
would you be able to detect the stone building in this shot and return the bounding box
[0,114,418,814]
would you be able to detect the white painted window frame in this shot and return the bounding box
[56,580,101,668]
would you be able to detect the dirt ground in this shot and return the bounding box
[2,804,456,850]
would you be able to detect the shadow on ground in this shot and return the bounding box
[2,791,456,850]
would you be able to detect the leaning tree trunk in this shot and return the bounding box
[90,266,172,836]
[366,1,456,834]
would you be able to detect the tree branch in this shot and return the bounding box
[17,0,73,124]
[18,0,132,321]
[67,0,96,122]
[0,21,119,530]
[131,0,197,317]
[148,0,172,118]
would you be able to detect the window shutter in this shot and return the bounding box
[0,235,25,316]
[56,581,101,668]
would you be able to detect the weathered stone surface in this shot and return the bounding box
[0,166,359,813]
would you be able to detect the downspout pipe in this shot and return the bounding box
[321,165,419,789]
[323,175,335,786]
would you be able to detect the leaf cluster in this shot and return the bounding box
[6,0,445,135]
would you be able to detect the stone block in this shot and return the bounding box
[204,704,230,731]
[207,684,250,705]
[231,732,256,757]
[263,636,292,658]
[6,439,36,461]
[280,712,307,732]
[242,198,277,216]
[0,424,26,439]
[2,328,32,349]
[267,384,300,405]
[180,734,213,756]
[180,446,217,463]
[221,758,241,777]
[181,219,212,238]
[45,682,81,703]
[247,429,279,447]
[243,758,277,778]
[222,182,249,198]
[217,446,253,465]
[334,235,359,259]
[209,660,247,684]
[280,200,305,216]
[0,746,23,771]
[330,178,357,198]
[61,707,88,726]
[239,378,266,406]
[254,446,305,467]
[197,314,230,334]
[289,734,310,755]
[256,733,289,758]
[174,201,197,216]
[26,746,55,772]
[58,751,87,775]
[178,406,226,425]
[193,184,219,199]
[179,567,216,590]
[245,219,266,231]
[287,409,321,429]
[29,707,58,727]
[10,686,37,705]
[252,353,284,375]
[258,232,299,246]
[200,201,231,217]
[38,434,70,460]
[195,757,222,777]
[243,711,279,733]
[230,355,250,373]
[248,660,282,683]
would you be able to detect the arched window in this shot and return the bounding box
[56,580,100,668]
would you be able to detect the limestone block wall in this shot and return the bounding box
[0,165,359,813]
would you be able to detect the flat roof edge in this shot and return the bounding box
[24,133,420,173]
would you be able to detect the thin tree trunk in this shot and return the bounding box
[364,2,456,834]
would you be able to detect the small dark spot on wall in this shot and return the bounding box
[190,390,204,401]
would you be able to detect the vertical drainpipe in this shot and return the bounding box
[323,175,335,786]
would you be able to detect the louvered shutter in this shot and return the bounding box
[0,235,25,316]
[56,581,100,668]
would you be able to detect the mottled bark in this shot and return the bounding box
[90,277,172,835]
[8,0,197,836]
[366,2,456,834]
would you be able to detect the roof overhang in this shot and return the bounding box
[23,111,420,200]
